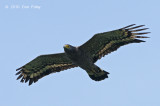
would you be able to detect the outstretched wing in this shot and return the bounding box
[79,24,150,63]
[16,53,77,85]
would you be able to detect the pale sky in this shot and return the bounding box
[0,0,160,106]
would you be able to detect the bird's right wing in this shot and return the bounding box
[16,53,77,85]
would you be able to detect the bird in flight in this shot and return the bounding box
[16,24,150,85]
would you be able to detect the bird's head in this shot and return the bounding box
[63,44,77,53]
[63,44,71,49]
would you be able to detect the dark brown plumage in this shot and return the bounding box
[16,24,150,85]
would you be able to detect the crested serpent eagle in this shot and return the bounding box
[16,24,150,85]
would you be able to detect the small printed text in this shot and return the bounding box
[4,5,41,9]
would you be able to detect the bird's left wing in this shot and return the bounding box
[79,24,150,63]
[16,53,77,85]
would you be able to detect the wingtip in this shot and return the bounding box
[121,24,136,29]
[16,74,23,80]
[15,71,21,75]
[133,32,150,35]
[135,36,150,38]
[29,79,34,86]
[16,67,23,71]
[121,24,150,31]
[128,25,146,30]
[131,28,149,32]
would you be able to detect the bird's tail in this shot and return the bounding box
[87,66,109,81]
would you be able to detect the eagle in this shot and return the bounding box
[16,24,150,85]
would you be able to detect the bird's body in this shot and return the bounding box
[16,24,150,85]
[64,45,109,81]
[64,45,92,69]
